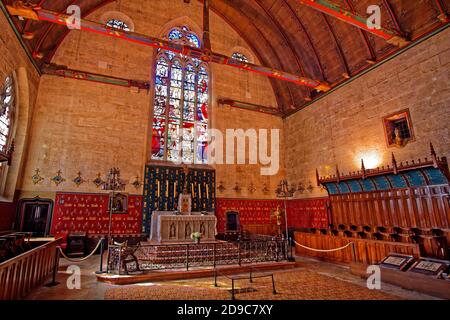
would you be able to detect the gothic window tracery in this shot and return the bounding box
[151,26,209,164]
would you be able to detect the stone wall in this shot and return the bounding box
[285,27,450,199]
[20,0,283,200]
[0,10,40,229]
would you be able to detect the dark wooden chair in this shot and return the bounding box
[224,211,241,241]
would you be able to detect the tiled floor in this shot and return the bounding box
[25,254,440,300]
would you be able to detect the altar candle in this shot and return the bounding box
[206,184,209,198]
[198,184,201,196]
[166,181,169,196]
[174,181,177,193]
[191,184,194,196]
[157,180,160,197]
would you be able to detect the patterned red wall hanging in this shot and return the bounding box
[50,192,142,235]
[286,198,329,229]
[50,193,328,236]
[215,198,329,233]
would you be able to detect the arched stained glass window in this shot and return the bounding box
[0,76,14,156]
[151,26,209,164]
[232,52,249,63]
[106,19,130,31]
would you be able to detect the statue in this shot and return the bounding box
[394,127,404,147]
[169,223,176,239]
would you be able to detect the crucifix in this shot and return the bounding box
[179,165,192,214]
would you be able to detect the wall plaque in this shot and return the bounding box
[408,257,450,277]
[380,254,415,271]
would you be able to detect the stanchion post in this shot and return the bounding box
[237,241,241,266]
[95,237,105,274]
[351,242,357,263]
[213,243,216,269]
[289,237,295,261]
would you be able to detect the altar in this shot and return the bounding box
[150,211,217,243]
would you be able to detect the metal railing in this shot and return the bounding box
[107,238,288,275]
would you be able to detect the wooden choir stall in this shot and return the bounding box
[295,144,450,264]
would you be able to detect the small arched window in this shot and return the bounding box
[0,75,14,162]
[232,52,249,63]
[106,19,130,31]
[151,26,209,164]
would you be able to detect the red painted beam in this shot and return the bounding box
[297,0,409,47]
[6,2,331,92]
[42,63,150,89]
[433,0,449,22]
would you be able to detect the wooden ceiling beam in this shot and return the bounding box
[297,0,410,47]
[6,2,331,92]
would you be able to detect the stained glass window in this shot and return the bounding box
[232,52,249,63]
[106,19,130,31]
[151,26,209,164]
[0,76,14,155]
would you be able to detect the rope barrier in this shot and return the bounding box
[293,239,353,253]
[58,239,103,262]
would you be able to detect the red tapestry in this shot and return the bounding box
[50,193,142,235]
[286,198,329,229]
[215,198,329,233]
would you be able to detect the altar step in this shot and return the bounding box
[97,261,299,285]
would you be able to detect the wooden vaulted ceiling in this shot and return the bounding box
[2,0,450,114]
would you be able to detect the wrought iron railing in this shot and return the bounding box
[107,239,288,275]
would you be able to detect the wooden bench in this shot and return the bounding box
[213,268,277,300]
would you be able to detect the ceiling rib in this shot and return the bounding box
[253,0,306,78]
[381,0,404,35]
[46,0,116,62]
[220,0,299,109]
[34,0,78,57]
[344,0,376,62]
[204,3,288,111]
[283,0,327,81]
[322,14,350,78]
[297,0,410,47]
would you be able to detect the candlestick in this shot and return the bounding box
[157,180,160,197]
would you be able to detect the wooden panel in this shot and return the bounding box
[0,239,60,300]
[329,185,450,229]
[294,232,421,265]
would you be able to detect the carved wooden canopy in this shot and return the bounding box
[317,143,450,195]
